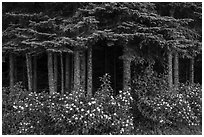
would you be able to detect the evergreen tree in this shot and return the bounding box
[2,2,202,92]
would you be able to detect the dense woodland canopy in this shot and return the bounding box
[2,2,202,93]
[2,2,202,135]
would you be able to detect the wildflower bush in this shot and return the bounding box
[131,67,202,131]
[2,74,134,135]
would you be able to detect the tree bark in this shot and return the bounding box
[60,53,64,94]
[26,53,33,92]
[23,60,26,87]
[3,55,5,62]
[105,46,108,73]
[113,47,117,92]
[65,53,70,92]
[71,54,74,90]
[80,51,86,90]
[169,8,175,90]
[73,50,80,91]
[174,52,179,88]
[190,58,194,84]
[33,56,37,92]
[14,56,17,83]
[123,49,132,91]
[168,51,173,89]
[54,53,58,92]
[87,46,92,96]
[9,53,14,91]
[47,51,55,94]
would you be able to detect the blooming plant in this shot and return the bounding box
[2,74,134,135]
[131,68,202,128]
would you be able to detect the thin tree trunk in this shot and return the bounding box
[87,46,92,96]
[80,51,86,90]
[9,53,14,91]
[14,56,17,83]
[123,48,131,91]
[169,8,175,89]
[23,60,26,87]
[65,53,70,92]
[174,52,179,88]
[190,58,194,84]
[33,56,37,92]
[54,53,58,92]
[74,50,80,91]
[168,51,173,89]
[114,47,116,92]
[26,53,33,92]
[60,53,64,94]
[3,55,5,62]
[105,46,108,73]
[71,54,74,90]
[47,51,55,95]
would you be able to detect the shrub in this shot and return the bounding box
[2,74,134,135]
[178,83,202,124]
[131,67,202,130]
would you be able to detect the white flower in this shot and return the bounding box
[88,102,92,106]
[96,107,100,111]
[120,128,124,133]
[19,106,24,110]
[91,100,96,104]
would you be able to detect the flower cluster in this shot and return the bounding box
[137,91,200,126]
[178,83,202,124]
[132,69,202,127]
[2,75,134,135]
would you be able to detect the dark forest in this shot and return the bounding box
[2,2,202,135]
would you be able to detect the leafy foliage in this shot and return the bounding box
[2,2,201,61]
[131,68,202,128]
[2,72,202,135]
[2,74,134,135]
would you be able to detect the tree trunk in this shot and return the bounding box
[65,53,70,92]
[54,53,58,92]
[14,56,17,83]
[123,49,132,91]
[113,47,117,92]
[47,51,55,94]
[105,46,108,73]
[33,56,37,92]
[71,54,74,90]
[23,60,26,87]
[168,51,173,89]
[9,53,14,91]
[174,52,179,88]
[190,58,194,84]
[60,53,64,94]
[3,55,5,62]
[73,50,80,91]
[80,51,86,90]
[169,8,175,90]
[87,46,92,96]
[26,53,33,92]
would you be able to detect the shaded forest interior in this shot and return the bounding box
[2,2,202,95]
[92,41,123,94]
[2,2,202,135]
[2,47,202,94]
